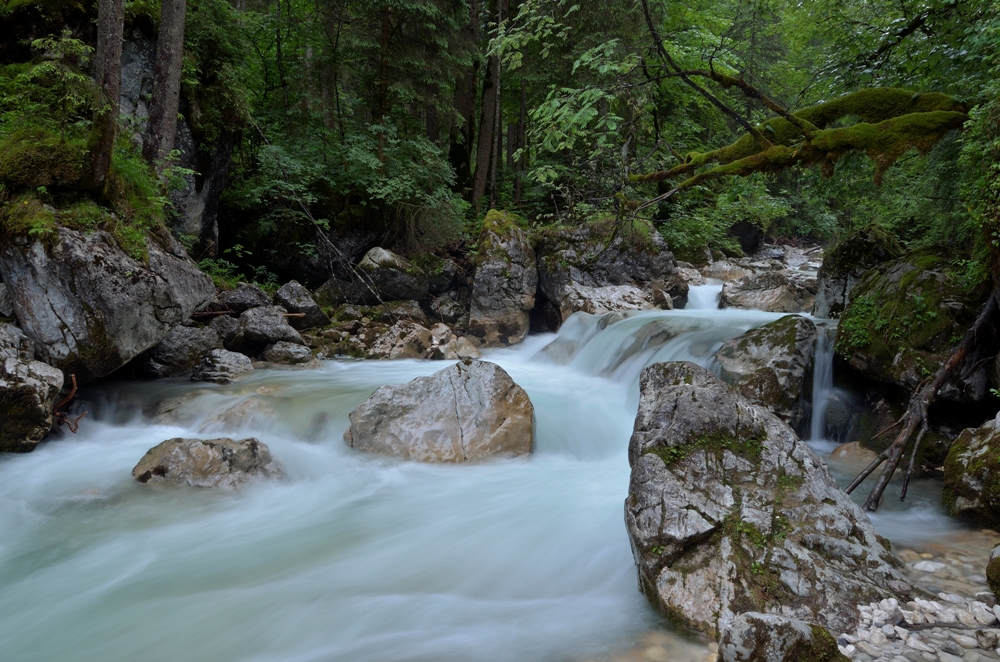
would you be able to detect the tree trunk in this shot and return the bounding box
[143,0,187,166]
[87,0,124,190]
[514,77,525,204]
[471,51,497,211]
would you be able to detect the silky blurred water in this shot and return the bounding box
[0,284,974,661]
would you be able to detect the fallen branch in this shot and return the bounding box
[52,374,87,433]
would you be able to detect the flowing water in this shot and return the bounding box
[0,284,986,661]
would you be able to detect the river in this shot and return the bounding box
[0,284,983,661]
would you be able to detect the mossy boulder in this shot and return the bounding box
[0,225,214,384]
[0,129,86,189]
[813,226,903,319]
[942,413,1000,528]
[358,247,429,301]
[714,315,818,433]
[835,248,990,401]
[625,362,911,639]
[468,210,537,346]
[988,545,1000,601]
[718,612,849,662]
[535,216,685,322]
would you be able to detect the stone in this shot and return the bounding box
[943,414,1000,528]
[228,306,304,356]
[701,260,753,283]
[468,211,538,346]
[261,341,313,364]
[536,218,686,322]
[203,399,276,430]
[313,277,365,307]
[714,315,817,432]
[382,300,430,327]
[358,247,429,301]
[813,227,903,319]
[835,248,991,401]
[209,314,240,346]
[426,295,466,325]
[558,283,657,316]
[433,336,481,360]
[0,226,214,384]
[368,321,433,360]
[624,362,912,638]
[717,612,849,662]
[421,256,460,294]
[675,265,706,287]
[132,437,281,488]
[0,323,64,453]
[191,349,253,384]
[217,283,271,313]
[719,270,818,313]
[977,629,1000,649]
[0,282,13,318]
[344,360,533,462]
[989,545,1000,602]
[140,325,221,377]
[273,280,330,330]
[429,323,452,346]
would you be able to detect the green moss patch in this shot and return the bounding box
[0,128,86,188]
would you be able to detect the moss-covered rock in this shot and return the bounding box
[988,545,1000,602]
[0,128,86,189]
[718,612,849,662]
[468,210,537,346]
[714,315,818,433]
[535,216,685,321]
[942,414,1000,528]
[835,248,990,401]
[625,362,911,639]
[813,226,903,319]
[357,247,429,301]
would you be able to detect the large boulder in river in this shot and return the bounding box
[720,270,817,313]
[0,227,214,384]
[273,280,330,330]
[942,412,1000,528]
[835,248,991,401]
[132,437,282,488]
[0,323,64,452]
[468,210,538,346]
[536,218,686,320]
[344,359,534,462]
[140,325,222,377]
[358,247,429,301]
[191,349,253,384]
[714,315,817,433]
[625,362,911,638]
[813,226,902,319]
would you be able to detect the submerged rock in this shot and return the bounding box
[813,227,902,319]
[132,437,281,488]
[720,270,817,313]
[625,362,911,638]
[140,325,221,377]
[273,280,330,330]
[718,612,848,662]
[0,226,214,384]
[191,349,253,384]
[714,315,817,432]
[0,323,64,452]
[344,359,533,462]
[468,211,537,346]
[943,413,1000,527]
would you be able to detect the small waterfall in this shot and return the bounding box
[809,323,837,441]
[685,279,723,310]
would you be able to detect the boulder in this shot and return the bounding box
[368,321,433,359]
[431,336,481,360]
[720,271,817,313]
[0,324,64,452]
[261,341,313,364]
[140,325,222,377]
[273,280,330,330]
[313,277,365,307]
[419,255,460,294]
[191,349,253,384]
[675,263,706,286]
[625,362,911,638]
[813,227,902,319]
[0,226,214,384]
[427,295,466,325]
[0,282,13,318]
[988,545,1000,602]
[358,247,429,301]
[943,413,1000,527]
[468,211,538,346]
[344,360,533,462]
[718,612,848,662]
[132,437,281,488]
[835,248,990,400]
[536,218,685,321]
[558,283,656,316]
[714,315,817,433]
[701,260,753,283]
[209,314,240,346]
[228,306,304,356]
[217,283,271,313]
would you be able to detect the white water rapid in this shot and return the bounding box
[0,284,973,661]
